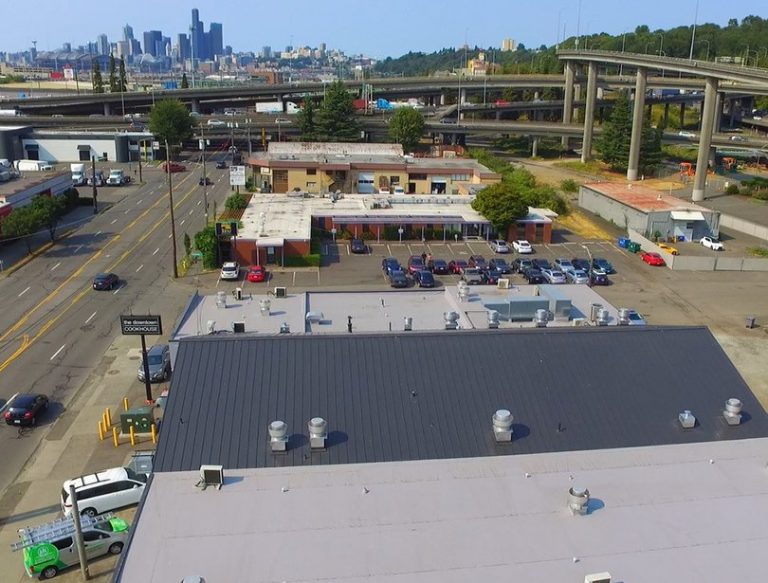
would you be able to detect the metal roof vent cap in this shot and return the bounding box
[589,303,603,323]
[568,486,590,515]
[487,310,500,329]
[492,409,513,442]
[444,311,459,330]
[534,309,548,327]
[259,299,271,315]
[404,316,413,331]
[723,398,743,425]
[457,281,469,301]
[216,290,227,308]
[618,308,631,326]
[678,410,696,429]
[596,308,610,326]
[269,420,289,452]
[308,417,328,449]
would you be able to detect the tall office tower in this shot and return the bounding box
[63,42,72,52]
[209,22,223,57]
[129,39,142,56]
[143,30,162,57]
[177,33,191,63]
[97,35,109,55]
[261,46,272,59]
[123,24,134,44]
[191,8,206,61]
[501,38,516,52]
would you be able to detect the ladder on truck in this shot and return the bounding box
[10,513,115,552]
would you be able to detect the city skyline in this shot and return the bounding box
[3,0,768,58]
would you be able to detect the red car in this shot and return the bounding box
[448,259,468,274]
[162,162,186,173]
[641,251,666,266]
[246,265,266,282]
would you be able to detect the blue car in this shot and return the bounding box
[381,257,401,275]
[414,270,436,288]
[592,258,615,274]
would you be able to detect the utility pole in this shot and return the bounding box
[165,140,179,278]
[69,484,90,580]
[91,155,98,214]
[200,124,209,224]
[138,140,143,183]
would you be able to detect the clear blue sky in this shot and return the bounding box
[5,1,767,57]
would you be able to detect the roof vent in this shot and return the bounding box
[723,398,743,425]
[487,310,500,329]
[678,410,696,429]
[274,286,287,298]
[268,420,289,452]
[534,309,548,327]
[308,417,328,449]
[216,290,227,308]
[589,303,603,323]
[259,299,271,316]
[568,486,590,515]
[232,321,245,333]
[206,320,216,334]
[617,308,630,326]
[596,308,609,326]
[584,574,612,583]
[305,311,324,323]
[492,409,513,442]
[497,278,510,289]
[180,577,206,583]
[404,316,413,331]
[279,322,290,334]
[198,465,224,490]
[444,311,459,330]
[457,281,469,301]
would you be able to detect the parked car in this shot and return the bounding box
[381,257,401,275]
[219,261,240,280]
[407,256,425,274]
[468,255,487,269]
[589,271,609,286]
[448,259,468,274]
[531,258,552,271]
[488,258,512,274]
[162,162,186,173]
[641,251,666,266]
[489,239,510,253]
[388,269,409,288]
[3,393,49,426]
[657,242,679,255]
[592,258,615,274]
[92,273,119,291]
[430,259,450,275]
[483,268,505,285]
[512,258,534,273]
[566,269,590,284]
[246,265,266,282]
[521,267,545,284]
[541,269,566,284]
[513,240,533,253]
[137,344,171,383]
[571,258,591,272]
[460,268,485,284]
[414,270,436,288]
[626,309,647,325]
[700,236,724,251]
[61,467,148,518]
[554,258,575,274]
[350,238,367,254]
[215,160,228,169]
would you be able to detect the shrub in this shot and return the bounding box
[560,178,579,193]
[283,254,321,267]
[725,184,740,195]
[753,190,768,201]
[360,231,376,241]
[224,192,248,211]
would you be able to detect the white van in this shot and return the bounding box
[60,467,148,517]
[16,160,54,172]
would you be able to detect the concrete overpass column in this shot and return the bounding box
[729,98,736,127]
[573,65,583,122]
[692,77,719,202]
[459,89,467,105]
[627,67,648,182]
[679,102,686,127]
[531,137,539,158]
[103,102,111,116]
[561,61,575,148]
[663,103,670,127]
[191,98,200,114]
[440,93,446,106]
[712,92,722,134]
[580,62,598,164]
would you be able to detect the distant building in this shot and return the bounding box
[97,34,109,56]
[177,33,190,63]
[143,30,162,57]
[123,24,134,44]
[209,22,223,57]
[501,37,516,51]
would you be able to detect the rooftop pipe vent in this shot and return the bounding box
[279,322,290,334]
[589,303,603,323]
[269,420,289,452]
[216,290,227,309]
[492,409,513,442]
[259,299,271,316]
[487,310,500,329]
[617,308,630,326]
[596,308,610,326]
[534,309,548,327]
[308,417,328,449]
[723,398,743,425]
[568,486,590,515]
[444,311,459,330]
[678,410,696,429]
[404,316,413,331]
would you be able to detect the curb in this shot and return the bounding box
[1,226,79,277]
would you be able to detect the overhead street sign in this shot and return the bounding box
[120,315,163,336]
[229,165,246,186]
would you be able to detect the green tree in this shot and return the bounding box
[91,60,104,94]
[596,90,633,171]
[224,192,248,211]
[471,182,529,233]
[297,98,318,141]
[148,99,194,151]
[183,232,191,256]
[193,225,219,269]
[388,108,425,152]
[181,73,189,89]
[0,206,40,252]
[30,194,66,241]
[118,57,128,92]
[640,113,664,175]
[316,81,360,142]
[108,53,118,93]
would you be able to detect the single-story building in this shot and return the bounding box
[579,182,719,241]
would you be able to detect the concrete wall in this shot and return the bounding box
[718,213,768,242]
[22,138,118,163]
[579,187,648,233]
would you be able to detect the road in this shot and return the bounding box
[0,155,233,495]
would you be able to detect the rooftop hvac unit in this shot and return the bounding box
[596,308,609,326]
[723,398,743,425]
[233,287,243,301]
[215,290,227,309]
[305,311,324,323]
[618,307,631,326]
[678,410,696,429]
[568,486,590,516]
[443,311,459,330]
[572,318,588,327]
[198,465,224,490]
[589,303,603,323]
[274,286,287,298]
[497,278,510,289]
[584,574,612,583]
[492,409,513,442]
[206,320,216,334]
[232,321,245,334]
[259,299,271,316]
[487,310,500,329]
[308,417,328,449]
[534,309,548,327]
[279,322,290,334]
[457,281,469,302]
[404,316,413,331]
[268,420,289,452]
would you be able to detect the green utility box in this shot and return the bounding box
[120,407,154,434]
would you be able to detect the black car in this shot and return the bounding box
[512,258,533,273]
[571,258,591,272]
[215,160,227,169]
[3,393,49,426]
[198,176,213,186]
[93,273,119,290]
[590,271,609,286]
[468,255,487,269]
[430,259,450,275]
[483,268,505,284]
[592,258,615,274]
[531,258,552,271]
[350,238,367,254]
[381,257,401,275]
[521,267,545,284]
[414,270,436,288]
[488,258,512,274]
[388,270,409,288]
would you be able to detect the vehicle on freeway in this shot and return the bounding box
[198,176,213,186]
[700,236,724,251]
[489,239,510,253]
[207,119,226,126]
[92,273,119,291]
[162,162,186,173]
[589,271,609,286]
[571,258,591,272]
[381,257,401,275]
[215,160,227,169]
[566,269,589,284]
[430,259,450,275]
[246,265,266,282]
[61,467,148,518]
[541,269,566,284]
[521,267,545,284]
[531,258,552,271]
[513,240,533,253]
[640,251,666,266]
[512,258,533,272]
[468,255,487,269]
[137,344,171,383]
[678,130,696,139]
[19,514,129,580]
[3,393,49,426]
[488,258,512,274]
[448,259,468,274]
[482,268,505,285]
[554,258,575,274]
[414,270,436,288]
[657,242,679,255]
[460,268,485,285]
[730,135,747,142]
[626,309,647,325]
[592,258,615,274]
[350,238,367,254]
[388,269,409,288]
[407,256,425,274]
[219,261,240,280]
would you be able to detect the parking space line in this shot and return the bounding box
[113,284,122,295]
[292,272,296,285]
[387,244,392,255]
[95,231,102,236]
[152,247,160,256]
[18,286,30,298]
[180,219,186,226]
[85,311,97,324]
[189,209,194,215]
[124,209,130,214]
[111,219,118,224]
[136,199,143,205]
[50,344,66,361]
[136,264,144,272]
[50,262,61,272]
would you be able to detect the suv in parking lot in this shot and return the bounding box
[220,261,240,280]
[460,268,485,284]
[489,240,510,253]
[137,344,171,383]
[61,467,148,517]
[468,255,487,269]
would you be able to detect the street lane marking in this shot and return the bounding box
[50,262,61,271]
[197,200,202,205]
[152,247,160,256]
[136,264,144,272]
[113,285,122,295]
[18,286,30,298]
[85,311,97,324]
[189,209,194,215]
[111,219,117,224]
[180,219,186,226]
[137,199,143,205]
[124,209,130,214]
[49,344,66,361]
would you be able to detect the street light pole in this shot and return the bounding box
[688,0,699,60]
[165,139,179,279]
[200,124,209,225]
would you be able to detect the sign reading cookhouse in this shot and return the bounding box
[120,315,163,336]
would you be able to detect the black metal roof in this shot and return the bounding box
[154,326,768,472]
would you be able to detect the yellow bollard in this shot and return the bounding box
[105,407,112,430]
[129,425,136,447]
[123,397,129,411]
[98,421,105,441]
[102,411,108,431]
[150,423,157,444]
[112,427,119,448]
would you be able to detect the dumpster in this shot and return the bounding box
[627,241,641,253]
[618,237,630,249]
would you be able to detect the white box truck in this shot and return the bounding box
[255,101,301,114]
[15,160,54,172]
[71,163,87,186]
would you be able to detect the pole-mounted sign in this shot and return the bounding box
[120,315,162,336]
